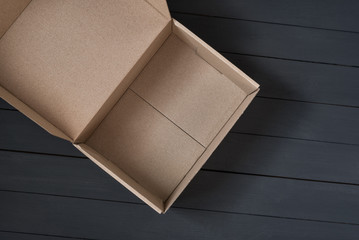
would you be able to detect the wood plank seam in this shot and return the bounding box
[220,51,359,69]
[2,148,359,186]
[170,11,359,35]
[2,189,359,227]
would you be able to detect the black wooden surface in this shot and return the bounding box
[1,1,359,239]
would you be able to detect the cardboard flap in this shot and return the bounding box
[0,0,170,141]
[146,0,171,19]
[0,0,31,39]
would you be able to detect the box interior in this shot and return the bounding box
[82,29,251,211]
[130,34,247,147]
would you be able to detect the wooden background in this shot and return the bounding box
[1,0,359,239]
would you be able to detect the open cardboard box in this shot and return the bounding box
[0,0,259,213]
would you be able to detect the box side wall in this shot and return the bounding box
[0,85,71,141]
[172,19,259,94]
[130,32,248,147]
[74,20,172,143]
[85,89,205,202]
[0,0,31,39]
[74,143,164,213]
[164,89,259,212]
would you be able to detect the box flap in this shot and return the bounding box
[0,0,170,141]
[0,0,31,39]
[146,0,171,19]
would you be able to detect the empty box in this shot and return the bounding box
[0,0,259,213]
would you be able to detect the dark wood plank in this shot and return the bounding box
[223,53,359,107]
[179,171,359,224]
[0,232,71,240]
[168,0,359,32]
[1,191,359,240]
[0,110,82,157]
[234,98,359,145]
[0,151,140,204]
[172,13,359,66]
[2,151,359,224]
[208,133,359,184]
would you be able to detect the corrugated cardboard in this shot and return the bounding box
[0,0,259,213]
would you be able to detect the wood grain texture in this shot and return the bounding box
[178,171,359,224]
[222,53,359,107]
[168,0,359,32]
[172,13,359,66]
[234,98,359,145]
[2,151,359,224]
[1,191,359,240]
[207,133,359,184]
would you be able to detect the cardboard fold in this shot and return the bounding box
[0,0,259,213]
[145,0,171,20]
[0,0,31,39]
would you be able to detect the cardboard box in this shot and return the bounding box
[0,0,259,213]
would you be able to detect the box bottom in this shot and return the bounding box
[86,89,205,201]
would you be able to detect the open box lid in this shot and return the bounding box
[146,0,171,19]
[0,0,171,142]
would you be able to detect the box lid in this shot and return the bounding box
[0,0,171,141]
[0,0,31,39]
[146,0,171,19]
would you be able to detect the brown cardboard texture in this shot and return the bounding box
[0,0,259,213]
